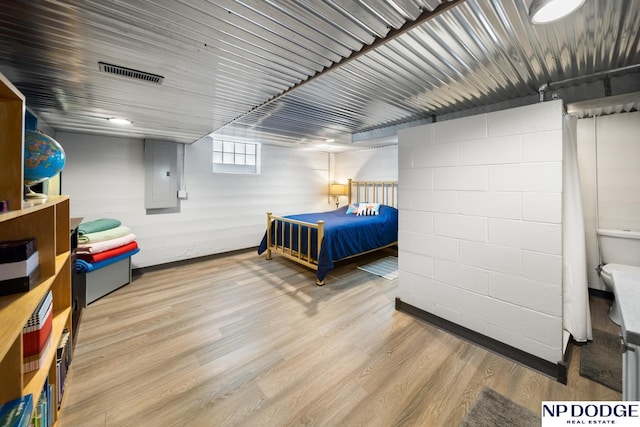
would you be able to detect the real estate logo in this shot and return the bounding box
[542,401,640,426]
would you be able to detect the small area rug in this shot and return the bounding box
[579,328,622,392]
[459,387,540,427]
[357,256,398,280]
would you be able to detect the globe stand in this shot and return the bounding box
[25,185,48,200]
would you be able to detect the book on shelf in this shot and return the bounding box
[31,378,53,427]
[56,328,71,409]
[0,394,33,427]
[22,304,52,358]
[22,291,53,374]
[23,290,52,333]
[0,238,39,296]
[23,336,52,374]
[0,267,41,296]
[22,290,52,354]
[0,238,37,263]
[0,252,39,282]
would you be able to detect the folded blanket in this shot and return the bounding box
[75,258,92,273]
[78,218,122,235]
[77,225,132,245]
[77,233,136,254]
[75,247,140,273]
[77,241,138,263]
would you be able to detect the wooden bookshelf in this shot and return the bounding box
[0,72,25,213]
[0,72,72,424]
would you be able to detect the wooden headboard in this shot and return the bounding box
[347,179,398,207]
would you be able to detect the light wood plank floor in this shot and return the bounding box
[58,248,621,427]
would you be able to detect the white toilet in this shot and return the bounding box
[596,228,640,325]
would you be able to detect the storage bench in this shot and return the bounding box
[81,256,132,305]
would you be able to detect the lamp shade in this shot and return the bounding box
[329,183,347,196]
[529,0,586,24]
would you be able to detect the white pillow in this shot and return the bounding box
[356,203,380,216]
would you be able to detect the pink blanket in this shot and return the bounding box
[77,241,139,263]
[77,233,136,254]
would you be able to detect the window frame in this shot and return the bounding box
[212,139,261,174]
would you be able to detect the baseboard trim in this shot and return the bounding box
[395,298,568,384]
[588,287,614,300]
[132,247,258,277]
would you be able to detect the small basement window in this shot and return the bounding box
[212,139,261,174]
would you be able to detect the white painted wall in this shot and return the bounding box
[577,111,640,290]
[59,132,331,268]
[397,100,564,364]
[334,145,398,182]
[333,145,398,207]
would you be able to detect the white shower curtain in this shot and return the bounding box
[562,114,592,343]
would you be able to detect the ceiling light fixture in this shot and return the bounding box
[529,0,586,24]
[325,138,335,143]
[108,117,132,125]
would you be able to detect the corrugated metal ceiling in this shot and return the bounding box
[0,0,638,148]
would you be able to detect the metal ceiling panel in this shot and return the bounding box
[0,0,638,147]
[567,91,640,118]
[218,0,640,146]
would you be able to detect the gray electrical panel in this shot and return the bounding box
[144,139,178,209]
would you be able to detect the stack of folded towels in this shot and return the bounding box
[75,218,140,273]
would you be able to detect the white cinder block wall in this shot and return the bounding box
[397,100,564,363]
[59,132,331,268]
[577,111,640,290]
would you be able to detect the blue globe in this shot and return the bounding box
[24,130,66,186]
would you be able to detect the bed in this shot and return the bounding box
[257,179,398,285]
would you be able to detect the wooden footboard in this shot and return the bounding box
[265,212,326,284]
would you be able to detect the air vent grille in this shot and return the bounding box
[99,62,164,84]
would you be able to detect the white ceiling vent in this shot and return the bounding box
[98,62,164,84]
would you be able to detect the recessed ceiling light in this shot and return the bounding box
[325,138,335,143]
[108,117,132,125]
[529,0,586,25]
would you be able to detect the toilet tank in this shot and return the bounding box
[597,229,640,267]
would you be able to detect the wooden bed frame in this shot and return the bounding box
[264,179,398,285]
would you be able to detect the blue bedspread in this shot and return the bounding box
[258,205,398,281]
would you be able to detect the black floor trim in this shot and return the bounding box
[132,247,257,277]
[588,287,614,300]
[395,298,568,384]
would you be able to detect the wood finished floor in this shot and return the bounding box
[58,248,621,427]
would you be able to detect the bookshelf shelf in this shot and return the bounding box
[0,73,72,424]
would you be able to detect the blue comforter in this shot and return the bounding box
[258,205,398,281]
